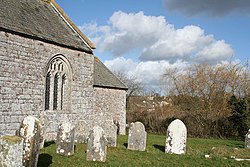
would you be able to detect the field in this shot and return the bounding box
[38,134,250,167]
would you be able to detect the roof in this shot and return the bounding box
[0,0,95,52]
[94,57,128,90]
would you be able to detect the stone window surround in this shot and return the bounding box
[44,54,72,112]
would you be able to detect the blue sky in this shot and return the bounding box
[57,0,250,93]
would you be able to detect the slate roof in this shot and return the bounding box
[0,0,95,52]
[94,57,128,90]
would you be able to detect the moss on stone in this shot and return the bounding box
[0,136,22,144]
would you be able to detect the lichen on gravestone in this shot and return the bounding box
[86,125,107,162]
[127,122,147,151]
[165,119,187,155]
[19,116,42,167]
[0,135,24,167]
[101,121,117,147]
[39,111,49,149]
[74,120,89,144]
[56,122,75,156]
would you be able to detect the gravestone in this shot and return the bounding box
[101,121,117,147]
[19,116,42,167]
[86,126,107,162]
[127,122,147,151]
[39,111,49,149]
[0,136,24,167]
[165,119,187,154]
[245,129,250,149]
[56,122,75,156]
[75,120,89,143]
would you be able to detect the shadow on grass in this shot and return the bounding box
[153,144,165,152]
[123,143,128,148]
[226,143,244,148]
[37,153,53,167]
[44,141,55,148]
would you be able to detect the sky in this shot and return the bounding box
[56,0,250,94]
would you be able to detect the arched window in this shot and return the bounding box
[44,55,72,111]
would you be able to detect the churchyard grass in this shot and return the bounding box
[38,134,250,167]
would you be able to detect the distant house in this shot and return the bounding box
[128,96,172,113]
[0,0,127,139]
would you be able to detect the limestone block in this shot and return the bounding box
[0,136,24,167]
[56,122,75,156]
[101,121,117,147]
[245,129,250,149]
[75,120,89,144]
[165,119,187,155]
[86,126,107,162]
[127,122,147,151]
[19,116,42,167]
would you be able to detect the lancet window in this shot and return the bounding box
[45,55,71,111]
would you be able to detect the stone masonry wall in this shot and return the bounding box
[93,87,126,135]
[0,31,94,137]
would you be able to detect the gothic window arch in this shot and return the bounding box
[45,55,72,111]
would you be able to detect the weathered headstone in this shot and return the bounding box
[127,122,147,151]
[39,111,49,149]
[56,122,75,156]
[245,129,250,149]
[165,119,187,154]
[101,121,117,147]
[86,126,107,162]
[75,120,89,144]
[0,136,24,167]
[19,116,42,167]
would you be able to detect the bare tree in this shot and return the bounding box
[162,63,249,137]
[113,71,144,97]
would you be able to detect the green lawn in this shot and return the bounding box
[38,134,250,167]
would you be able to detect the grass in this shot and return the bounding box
[38,134,250,167]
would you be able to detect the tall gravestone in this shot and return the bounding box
[39,111,49,149]
[127,122,147,151]
[19,116,42,167]
[75,120,89,144]
[86,126,107,162]
[165,119,187,155]
[56,122,75,156]
[245,129,250,149]
[101,121,117,147]
[0,136,24,167]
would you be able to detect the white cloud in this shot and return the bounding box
[195,40,234,64]
[104,57,189,91]
[79,11,236,92]
[79,11,234,65]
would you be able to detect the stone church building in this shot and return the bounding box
[0,0,127,139]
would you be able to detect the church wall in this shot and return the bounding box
[0,31,94,137]
[93,87,126,135]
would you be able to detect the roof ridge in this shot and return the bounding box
[50,0,96,49]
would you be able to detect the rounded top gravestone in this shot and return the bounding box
[165,119,187,155]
